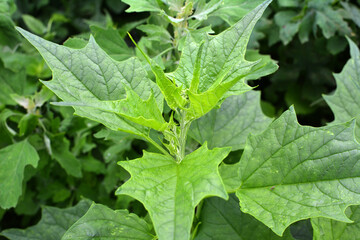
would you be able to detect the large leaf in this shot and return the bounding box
[0,13,21,48]
[1,200,91,240]
[62,203,155,239]
[209,0,266,25]
[0,140,39,209]
[195,195,294,240]
[233,107,360,236]
[16,28,163,139]
[190,90,272,150]
[311,206,360,240]
[173,0,271,92]
[116,144,230,240]
[324,38,360,139]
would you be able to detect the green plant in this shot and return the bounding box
[2,0,360,239]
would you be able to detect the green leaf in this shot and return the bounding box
[195,195,294,240]
[137,24,173,44]
[1,200,91,240]
[341,2,360,28]
[190,91,272,150]
[91,25,134,61]
[122,0,162,12]
[0,13,21,48]
[51,135,82,178]
[0,140,39,209]
[324,38,360,139]
[116,144,230,240]
[192,0,223,21]
[244,50,279,81]
[311,206,360,240]
[274,11,300,45]
[62,203,155,239]
[210,0,266,25]
[16,28,163,139]
[173,0,271,93]
[22,14,47,35]
[0,62,27,105]
[55,87,168,132]
[234,107,360,236]
[315,7,351,39]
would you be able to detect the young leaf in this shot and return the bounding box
[311,206,360,240]
[195,195,294,240]
[55,87,168,132]
[1,200,91,240]
[116,144,231,240]
[0,140,39,209]
[16,28,163,139]
[234,107,360,236]
[62,203,155,240]
[190,91,272,150]
[127,33,187,110]
[324,38,360,139]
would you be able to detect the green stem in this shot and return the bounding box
[144,135,172,157]
[176,110,191,163]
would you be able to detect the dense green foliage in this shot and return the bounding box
[1,0,360,239]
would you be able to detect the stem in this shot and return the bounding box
[144,135,172,157]
[176,110,191,163]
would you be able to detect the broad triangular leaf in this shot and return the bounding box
[195,195,294,240]
[324,38,360,139]
[190,91,272,150]
[16,28,163,139]
[62,203,155,240]
[0,140,39,209]
[234,107,360,236]
[116,144,230,240]
[311,206,360,240]
[122,0,162,13]
[1,200,91,240]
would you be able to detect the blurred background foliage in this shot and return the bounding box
[0,0,359,239]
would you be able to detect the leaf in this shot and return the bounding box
[22,14,47,35]
[311,206,360,240]
[122,0,162,13]
[90,25,134,61]
[192,0,223,21]
[234,107,360,236]
[324,38,360,139]
[0,140,39,209]
[128,33,187,110]
[16,28,163,139]
[244,50,279,81]
[116,144,230,240]
[51,135,82,178]
[0,13,21,48]
[341,2,360,28]
[195,194,294,240]
[55,87,168,132]
[274,11,300,45]
[190,91,272,150]
[0,61,26,105]
[173,0,271,93]
[315,7,351,39]
[62,203,155,240]
[137,24,173,44]
[1,200,92,240]
[210,0,266,25]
